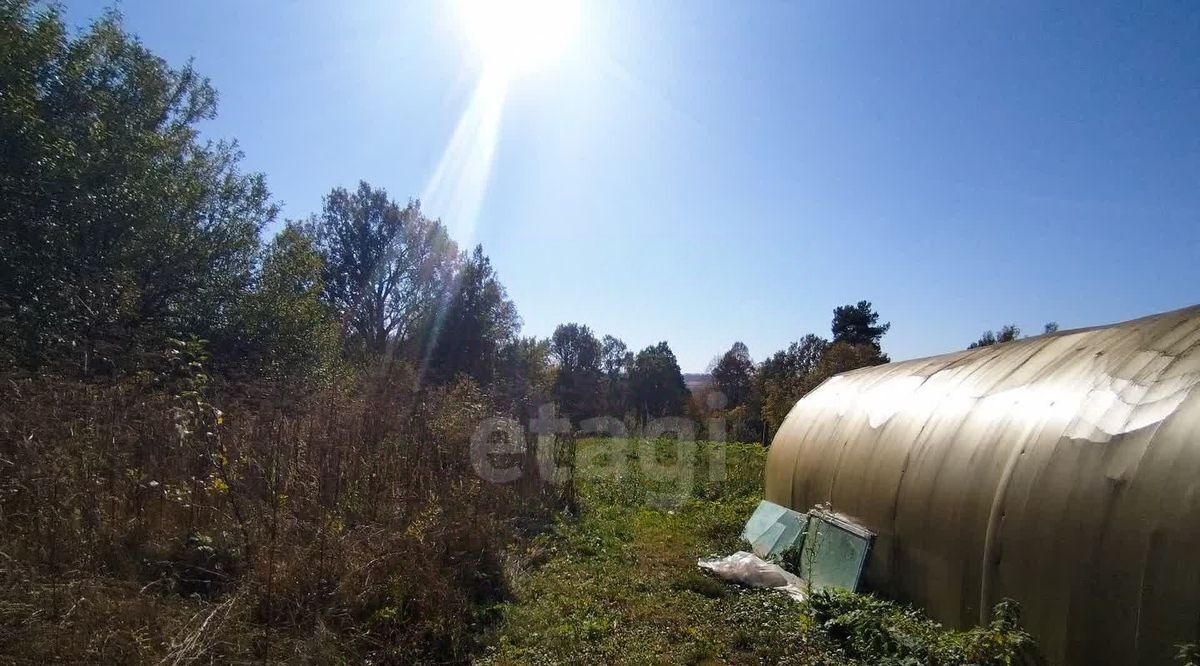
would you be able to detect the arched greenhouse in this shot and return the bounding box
[765,306,1200,664]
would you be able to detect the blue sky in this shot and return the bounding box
[65,1,1199,372]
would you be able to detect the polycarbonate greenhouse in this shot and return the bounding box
[765,306,1200,665]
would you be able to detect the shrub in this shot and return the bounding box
[807,589,1037,666]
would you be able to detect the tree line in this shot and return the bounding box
[696,311,1068,442]
[0,1,561,421]
[0,2,903,439]
[967,322,1058,349]
[696,301,892,442]
[697,311,1069,441]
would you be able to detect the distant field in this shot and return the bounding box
[682,373,712,391]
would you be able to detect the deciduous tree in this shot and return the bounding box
[629,341,689,421]
[710,341,755,408]
[235,224,340,391]
[421,245,520,385]
[493,336,554,421]
[968,324,1020,349]
[600,334,633,416]
[550,323,604,420]
[306,182,456,358]
[0,3,274,372]
[758,304,893,437]
[757,334,830,436]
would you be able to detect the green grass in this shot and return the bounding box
[478,438,1037,666]
[478,439,818,665]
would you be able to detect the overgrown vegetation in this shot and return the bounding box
[0,366,572,663]
[808,592,1035,665]
[480,440,1038,665]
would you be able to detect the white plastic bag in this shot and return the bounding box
[696,551,806,601]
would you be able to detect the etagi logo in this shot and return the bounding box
[469,401,729,503]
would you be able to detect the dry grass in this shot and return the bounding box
[0,370,566,664]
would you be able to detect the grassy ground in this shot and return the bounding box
[478,438,1037,666]
[478,439,821,665]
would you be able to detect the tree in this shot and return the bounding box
[759,335,828,388]
[550,323,601,374]
[629,341,690,420]
[0,3,274,372]
[698,341,762,442]
[756,314,891,438]
[493,336,554,421]
[600,334,633,416]
[815,341,889,377]
[710,341,755,408]
[831,301,891,350]
[968,324,1020,349]
[306,182,456,358]
[969,330,997,349]
[235,224,340,391]
[549,323,604,420]
[421,245,519,385]
[1043,322,1059,334]
[757,335,829,436]
[600,335,631,378]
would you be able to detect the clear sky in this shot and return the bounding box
[64,1,1199,372]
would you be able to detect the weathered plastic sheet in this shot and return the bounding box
[697,551,807,601]
[765,305,1200,665]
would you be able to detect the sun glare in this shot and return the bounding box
[421,1,582,288]
[458,0,581,76]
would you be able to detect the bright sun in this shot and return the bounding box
[458,0,581,76]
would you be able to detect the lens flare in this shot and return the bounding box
[421,69,507,245]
